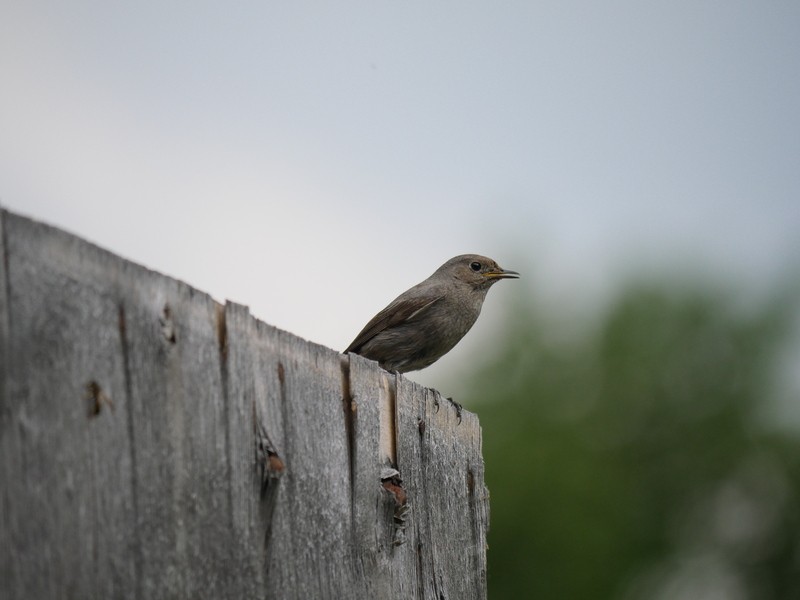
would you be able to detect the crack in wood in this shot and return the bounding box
[215,303,227,362]
[117,303,143,600]
[340,354,357,538]
[254,400,284,550]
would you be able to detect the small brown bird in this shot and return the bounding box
[344,254,519,373]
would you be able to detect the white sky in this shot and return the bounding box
[2,1,799,389]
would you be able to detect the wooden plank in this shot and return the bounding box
[0,209,10,595]
[220,300,278,598]
[0,212,137,599]
[228,313,298,596]
[224,302,362,598]
[0,208,8,428]
[396,377,489,600]
[116,252,234,599]
[262,326,355,598]
[0,212,245,599]
[346,354,398,599]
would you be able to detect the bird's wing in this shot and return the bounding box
[344,293,444,354]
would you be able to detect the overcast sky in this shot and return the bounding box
[2,1,799,389]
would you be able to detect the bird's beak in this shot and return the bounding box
[483,268,520,280]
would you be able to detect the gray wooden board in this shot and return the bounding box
[225,302,363,599]
[117,256,234,599]
[347,354,398,599]
[0,209,489,600]
[1,211,137,599]
[0,209,8,436]
[396,378,489,600]
[220,301,268,597]
[265,325,354,599]
[0,209,10,593]
[241,317,301,597]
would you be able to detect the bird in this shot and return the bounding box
[344,254,519,373]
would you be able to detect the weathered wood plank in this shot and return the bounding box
[225,301,364,599]
[0,211,137,599]
[0,209,10,594]
[396,378,489,600]
[117,260,234,599]
[231,313,299,597]
[266,325,355,599]
[347,354,401,599]
[0,208,8,425]
[219,301,268,598]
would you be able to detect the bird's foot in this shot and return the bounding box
[446,397,463,424]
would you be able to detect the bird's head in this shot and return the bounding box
[438,254,520,289]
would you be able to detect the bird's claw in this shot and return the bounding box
[446,397,463,424]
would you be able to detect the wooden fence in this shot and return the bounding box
[0,209,488,599]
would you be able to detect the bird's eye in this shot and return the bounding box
[470,261,482,272]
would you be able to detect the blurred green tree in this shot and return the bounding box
[467,282,800,599]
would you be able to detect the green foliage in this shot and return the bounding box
[467,283,800,599]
